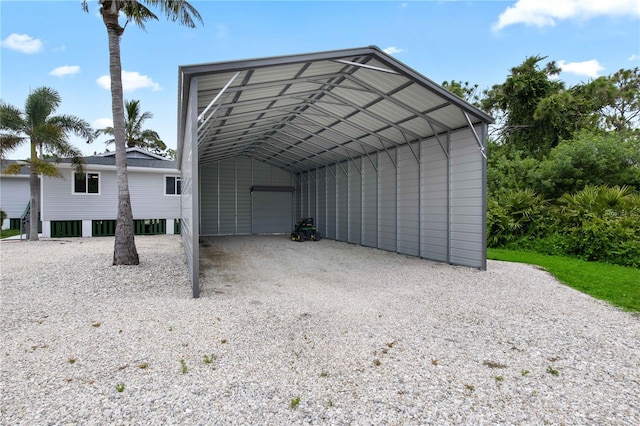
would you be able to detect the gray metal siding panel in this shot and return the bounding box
[449,128,484,268]
[300,173,308,218]
[199,163,219,235]
[0,177,29,218]
[218,161,236,234]
[378,149,397,252]
[361,153,377,248]
[336,163,348,241]
[294,174,302,219]
[316,168,326,237]
[325,165,336,239]
[272,167,292,187]
[199,158,294,236]
[181,79,198,297]
[308,170,317,221]
[397,144,420,256]
[252,160,272,186]
[236,157,252,234]
[252,191,292,233]
[421,137,448,262]
[348,158,361,244]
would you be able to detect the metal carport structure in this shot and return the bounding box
[178,46,493,298]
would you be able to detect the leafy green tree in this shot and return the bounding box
[601,67,640,133]
[482,55,563,158]
[486,141,539,196]
[534,130,640,199]
[95,99,168,156]
[0,87,93,241]
[441,80,483,108]
[82,0,202,265]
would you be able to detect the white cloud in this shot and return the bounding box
[93,118,113,130]
[0,33,43,54]
[493,0,640,31]
[383,46,405,55]
[558,59,605,78]
[629,54,640,61]
[50,65,80,77]
[96,70,161,92]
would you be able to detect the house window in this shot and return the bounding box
[165,176,181,195]
[74,172,100,194]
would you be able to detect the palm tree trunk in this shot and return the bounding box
[103,8,139,265]
[28,141,39,241]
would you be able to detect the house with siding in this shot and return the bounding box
[0,160,30,230]
[1,148,181,237]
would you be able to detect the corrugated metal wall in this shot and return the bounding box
[180,81,199,297]
[199,156,294,235]
[294,127,486,269]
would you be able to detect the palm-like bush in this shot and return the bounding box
[558,185,633,219]
[487,189,548,247]
[556,186,640,266]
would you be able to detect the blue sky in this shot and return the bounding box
[1,0,639,160]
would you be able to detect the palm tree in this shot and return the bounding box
[0,87,93,241]
[82,0,202,265]
[96,99,168,156]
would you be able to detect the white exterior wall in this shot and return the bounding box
[0,176,29,228]
[41,168,180,221]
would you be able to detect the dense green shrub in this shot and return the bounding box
[553,186,640,266]
[487,189,548,247]
[488,185,640,267]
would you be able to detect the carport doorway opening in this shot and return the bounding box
[179,46,493,298]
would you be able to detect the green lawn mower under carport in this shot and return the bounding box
[290,218,321,242]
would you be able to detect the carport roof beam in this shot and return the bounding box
[197,71,240,123]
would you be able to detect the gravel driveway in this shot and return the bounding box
[1,235,639,424]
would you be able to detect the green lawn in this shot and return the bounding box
[487,248,640,312]
[0,229,21,239]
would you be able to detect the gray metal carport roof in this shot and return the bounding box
[177,46,494,298]
[177,46,493,171]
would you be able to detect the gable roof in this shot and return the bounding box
[99,147,169,161]
[178,45,493,174]
[78,156,177,169]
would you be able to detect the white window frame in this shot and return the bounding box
[165,175,181,196]
[72,171,101,195]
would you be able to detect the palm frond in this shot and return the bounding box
[144,0,202,28]
[25,87,62,127]
[0,102,26,131]
[31,158,63,178]
[1,162,26,175]
[122,1,159,30]
[0,135,26,158]
[48,114,95,143]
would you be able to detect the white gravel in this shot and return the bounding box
[1,234,638,425]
